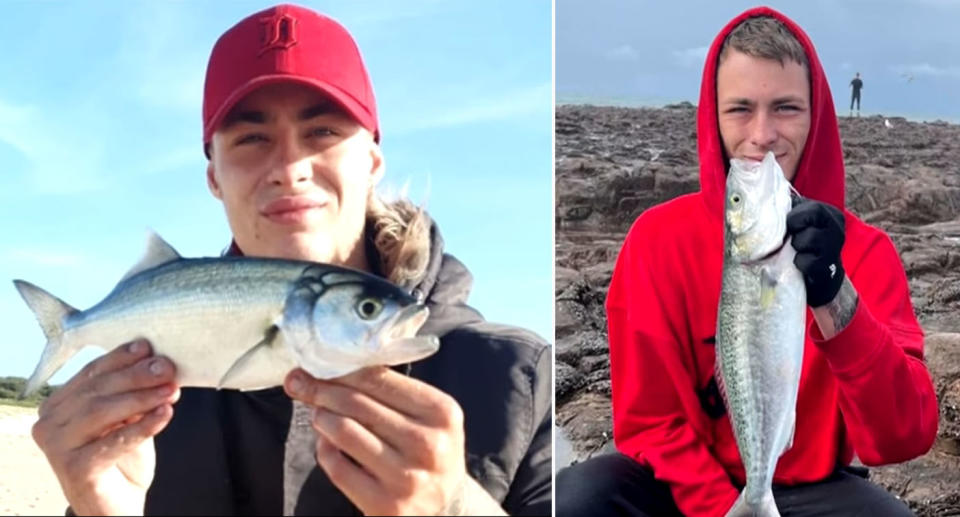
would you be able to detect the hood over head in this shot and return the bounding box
[697,6,844,218]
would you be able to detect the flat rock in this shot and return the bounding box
[555,104,960,510]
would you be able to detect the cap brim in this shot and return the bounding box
[203,74,379,145]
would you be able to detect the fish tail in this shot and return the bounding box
[13,280,80,398]
[725,488,780,517]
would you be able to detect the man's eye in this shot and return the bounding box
[235,134,268,146]
[308,127,336,138]
[777,105,801,112]
[725,106,748,114]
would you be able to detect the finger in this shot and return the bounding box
[98,403,163,438]
[315,367,463,427]
[315,434,384,509]
[123,412,146,426]
[40,339,154,418]
[826,204,845,229]
[41,375,178,452]
[789,227,823,254]
[786,202,826,233]
[311,408,407,484]
[99,410,149,438]
[72,403,175,476]
[71,384,180,446]
[285,373,423,452]
[88,355,177,400]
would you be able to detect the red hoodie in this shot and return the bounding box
[606,6,939,517]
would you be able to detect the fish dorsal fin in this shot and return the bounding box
[119,230,182,282]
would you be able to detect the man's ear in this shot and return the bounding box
[369,142,385,188]
[207,162,223,200]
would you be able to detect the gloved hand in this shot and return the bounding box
[786,199,846,307]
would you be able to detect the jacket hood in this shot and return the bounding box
[408,219,485,337]
[224,215,483,335]
[697,6,845,218]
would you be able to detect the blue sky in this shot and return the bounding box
[0,1,553,384]
[558,0,960,122]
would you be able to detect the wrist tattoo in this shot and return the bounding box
[825,277,858,334]
[442,476,467,516]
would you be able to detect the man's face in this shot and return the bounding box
[207,82,382,267]
[716,49,811,181]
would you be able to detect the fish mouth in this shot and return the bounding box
[739,152,784,164]
[385,304,431,341]
[376,304,440,363]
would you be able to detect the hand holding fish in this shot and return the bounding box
[31,340,180,516]
[284,366,506,516]
[787,199,860,338]
[786,199,846,307]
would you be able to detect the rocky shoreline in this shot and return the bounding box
[555,103,960,516]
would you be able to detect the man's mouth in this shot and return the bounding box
[743,152,786,162]
[260,196,327,225]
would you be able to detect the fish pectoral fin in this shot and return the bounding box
[783,412,797,455]
[119,230,183,282]
[760,268,778,309]
[218,325,280,389]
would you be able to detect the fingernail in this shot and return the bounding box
[129,340,144,354]
[149,359,166,376]
[155,384,173,396]
[289,376,303,394]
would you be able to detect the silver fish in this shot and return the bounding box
[15,231,440,397]
[717,152,806,517]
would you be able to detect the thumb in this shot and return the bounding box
[75,404,171,481]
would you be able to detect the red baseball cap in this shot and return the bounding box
[202,4,379,155]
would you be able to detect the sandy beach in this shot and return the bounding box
[0,404,67,516]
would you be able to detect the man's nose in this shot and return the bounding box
[748,111,777,149]
[267,131,311,186]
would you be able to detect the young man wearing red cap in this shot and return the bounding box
[30,5,551,516]
[556,7,937,517]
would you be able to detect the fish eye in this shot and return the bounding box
[356,297,384,320]
[731,194,741,204]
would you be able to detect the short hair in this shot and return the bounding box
[718,16,808,70]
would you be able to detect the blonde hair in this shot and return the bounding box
[366,193,431,288]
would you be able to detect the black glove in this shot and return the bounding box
[786,199,846,307]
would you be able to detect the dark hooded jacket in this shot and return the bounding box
[140,220,552,516]
[606,6,938,517]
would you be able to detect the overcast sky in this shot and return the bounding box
[558,0,960,122]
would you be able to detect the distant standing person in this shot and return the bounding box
[850,72,863,115]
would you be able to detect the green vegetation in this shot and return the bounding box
[0,376,57,408]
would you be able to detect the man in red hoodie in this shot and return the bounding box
[556,7,938,517]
